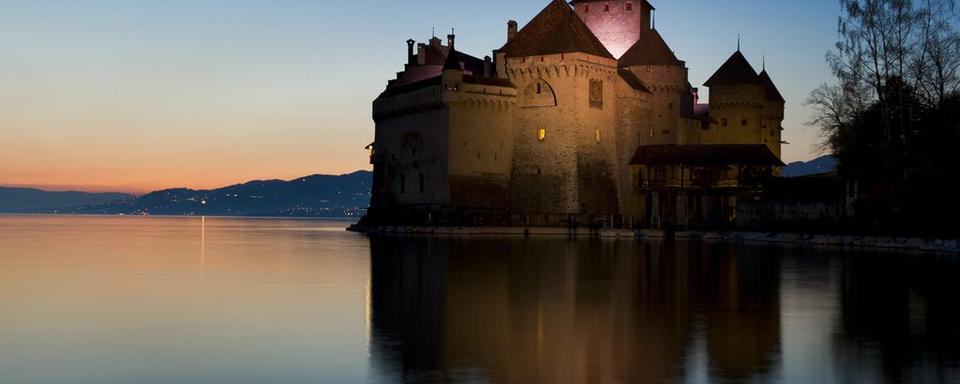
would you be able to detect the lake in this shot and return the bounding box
[0,216,957,383]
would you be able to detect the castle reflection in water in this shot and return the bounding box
[366,237,960,383]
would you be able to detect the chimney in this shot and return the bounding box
[507,20,518,41]
[484,56,492,77]
[641,2,654,32]
[406,39,416,65]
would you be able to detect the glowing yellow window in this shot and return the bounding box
[538,128,546,141]
[595,129,601,143]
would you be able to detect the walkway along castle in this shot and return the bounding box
[356,0,786,230]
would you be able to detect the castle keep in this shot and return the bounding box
[362,0,785,229]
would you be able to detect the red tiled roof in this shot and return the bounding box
[704,51,760,87]
[618,29,681,67]
[758,70,785,103]
[630,144,784,166]
[500,0,613,59]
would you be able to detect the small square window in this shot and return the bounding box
[626,2,633,11]
[741,119,748,126]
[604,4,610,12]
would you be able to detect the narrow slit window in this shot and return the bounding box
[538,128,546,142]
[595,129,601,143]
[418,173,425,193]
[400,174,406,194]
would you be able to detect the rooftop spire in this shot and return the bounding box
[737,34,741,51]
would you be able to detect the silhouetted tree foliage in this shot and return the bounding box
[808,0,960,235]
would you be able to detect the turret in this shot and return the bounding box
[704,49,775,151]
[442,49,464,91]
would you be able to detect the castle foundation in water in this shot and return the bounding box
[354,0,786,231]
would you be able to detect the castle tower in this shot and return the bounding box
[704,50,776,154]
[500,0,621,215]
[618,28,686,146]
[571,0,655,58]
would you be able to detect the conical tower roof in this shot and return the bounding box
[500,0,613,59]
[704,50,760,87]
[618,29,681,67]
[758,70,785,102]
[443,49,465,71]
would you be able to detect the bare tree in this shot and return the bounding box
[813,0,960,151]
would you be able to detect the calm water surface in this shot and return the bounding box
[0,216,957,384]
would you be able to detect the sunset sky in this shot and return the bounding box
[0,0,840,194]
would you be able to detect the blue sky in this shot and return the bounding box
[0,0,841,192]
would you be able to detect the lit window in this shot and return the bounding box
[596,129,601,143]
[538,128,546,141]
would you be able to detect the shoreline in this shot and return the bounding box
[350,225,960,254]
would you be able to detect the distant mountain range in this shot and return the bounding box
[1,171,372,218]
[0,188,134,213]
[782,155,837,178]
[2,159,833,217]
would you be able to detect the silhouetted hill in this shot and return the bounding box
[782,155,837,177]
[59,171,373,217]
[0,187,133,213]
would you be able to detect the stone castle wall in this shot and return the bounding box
[445,76,518,209]
[505,53,621,214]
[373,83,451,208]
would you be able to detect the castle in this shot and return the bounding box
[360,0,785,229]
